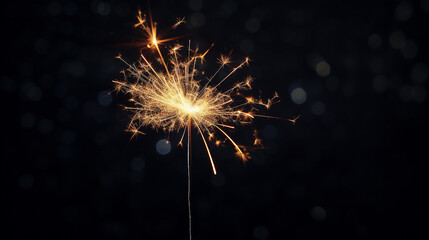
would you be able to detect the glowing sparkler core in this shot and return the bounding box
[185,105,199,114]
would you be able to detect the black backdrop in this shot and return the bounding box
[4,0,428,239]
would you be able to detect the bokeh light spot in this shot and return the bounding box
[311,206,326,221]
[291,87,307,104]
[156,139,171,155]
[96,2,110,16]
[253,225,269,240]
[395,1,413,21]
[315,61,331,77]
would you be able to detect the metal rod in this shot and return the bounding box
[187,117,192,240]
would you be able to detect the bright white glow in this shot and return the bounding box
[186,106,199,113]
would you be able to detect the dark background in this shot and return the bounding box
[4,0,428,239]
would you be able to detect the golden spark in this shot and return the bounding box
[287,114,302,125]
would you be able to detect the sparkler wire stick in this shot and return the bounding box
[187,117,192,240]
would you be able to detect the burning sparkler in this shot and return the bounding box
[113,10,280,240]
